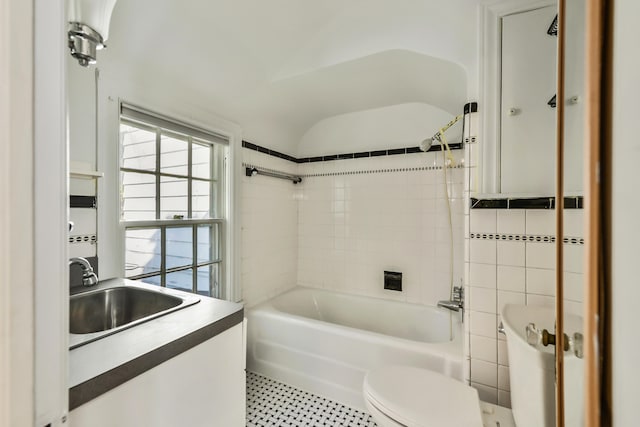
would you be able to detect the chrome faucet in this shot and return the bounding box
[437,286,464,318]
[69,257,99,286]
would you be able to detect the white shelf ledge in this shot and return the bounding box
[69,169,104,179]
[69,161,103,180]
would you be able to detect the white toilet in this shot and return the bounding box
[364,365,484,426]
[363,304,581,427]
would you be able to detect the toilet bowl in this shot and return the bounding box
[363,304,583,427]
[363,365,484,427]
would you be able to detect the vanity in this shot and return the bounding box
[68,278,245,426]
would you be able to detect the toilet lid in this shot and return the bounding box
[363,366,483,427]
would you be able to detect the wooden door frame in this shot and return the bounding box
[583,0,614,425]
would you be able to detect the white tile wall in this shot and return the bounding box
[471,334,497,363]
[470,239,497,265]
[68,207,97,259]
[469,263,496,288]
[471,359,498,388]
[467,207,585,408]
[497,241,525,266]
[68,176,98,261]
[497,266,525,293]
[241,149,465,309]
[241,149,299,306]
[497,210,525,235]
[525,210,555,235]
[297,151,465,306]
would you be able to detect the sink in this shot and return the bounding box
[70,283,200,349]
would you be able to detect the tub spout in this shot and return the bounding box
[437,286,464,320]
[437,300,462,312]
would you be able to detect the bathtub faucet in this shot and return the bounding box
[437,286,464,319]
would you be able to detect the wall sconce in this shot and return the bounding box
[68,0,118,66]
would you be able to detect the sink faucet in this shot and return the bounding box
[69,257,99,286]
[437,286,464,319]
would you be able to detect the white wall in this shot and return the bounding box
[0,0,35,424]
[1,0,68,425]
[273,0,481,90]
[611,1,640,424]
[297,103,457,157]
[104,1,478,154]
[34,0,69,423]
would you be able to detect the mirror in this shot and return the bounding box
[499,3,584,196]
[562,1,587,425]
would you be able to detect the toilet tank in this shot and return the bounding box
[501,304,584,427]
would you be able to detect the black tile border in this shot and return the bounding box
[242,140,463,165]
[70,195,97,209]
[69,308,244,410]
[470,196,584,210]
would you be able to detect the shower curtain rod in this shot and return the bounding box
[245,166,302,184]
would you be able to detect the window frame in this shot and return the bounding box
[118,108,228,298]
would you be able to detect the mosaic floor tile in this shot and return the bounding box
[246,371,377,427]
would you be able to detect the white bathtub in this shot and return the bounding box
[246,287,463,410]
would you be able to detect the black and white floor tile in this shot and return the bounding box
[246,371,377,427]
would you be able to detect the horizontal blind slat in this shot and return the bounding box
[121,103,229,146]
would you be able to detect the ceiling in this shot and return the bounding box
[102,0,481,153]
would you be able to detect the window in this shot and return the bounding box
[119,104,228,297]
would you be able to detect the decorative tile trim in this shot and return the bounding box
[469,232,584,245]
[68,234,97,244]
[471,196,583,210]
[70,195,97,208]
[242,141,298,163]
[302,164,464,178]
[242,140,463,164]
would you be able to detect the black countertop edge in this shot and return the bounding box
[471,196,584,209]
[69,308,244,410]
[243,140,464,165]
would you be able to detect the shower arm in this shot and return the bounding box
[432,114,463,165]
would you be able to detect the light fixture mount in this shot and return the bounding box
[68,22,105,67]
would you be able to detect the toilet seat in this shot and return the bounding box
[363,366,484,427]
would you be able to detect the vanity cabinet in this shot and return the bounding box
[68,323,245,427]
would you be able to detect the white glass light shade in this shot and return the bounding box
[68,0,118,42]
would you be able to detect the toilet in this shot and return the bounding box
[363,365,514,426]
[363,304,574,427]
[363,365,483,426]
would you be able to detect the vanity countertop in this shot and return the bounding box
[69,278,244,410]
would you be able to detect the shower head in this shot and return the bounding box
[420,137,434,152]
[419,114,463,152]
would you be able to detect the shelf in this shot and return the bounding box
[70,169,104,179]
[69,161,103,180]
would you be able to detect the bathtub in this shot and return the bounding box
[246,287,463,410]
